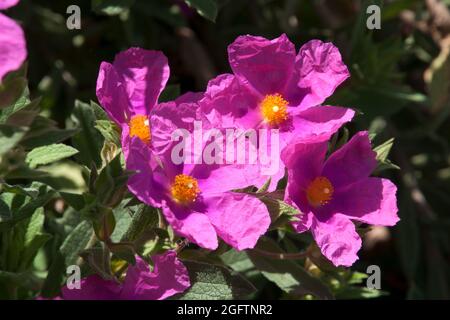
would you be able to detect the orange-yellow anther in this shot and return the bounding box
[306,176,334,207]
[261,94,289,125]
[170,174,200,205]
[129,115,151,144]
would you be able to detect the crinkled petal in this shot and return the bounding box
[322,131,377,188]
[161,201,219,250]
[204,192,270,250]
[284,181,314,233]
[332,177,399,226]
[126,137,169,207]
[0,0,19,10]
[283,106,355,144]
[61,275,121,300]
[113,48,170,115]
[281,139,328,192]
[0,13,26,82]
[228,34,296,95]
[200,73,261,129]
[191,162,261,195]
[121,253,190,300]
[285,40,349,110]
[311,214,361,267]
[96,62,130,124]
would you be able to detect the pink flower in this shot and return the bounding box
[126,98,270,250]
[96,47,192,159]
[57,252,190,300]
[200,35,354,190]
[282,131,399,267]
[0,0,27,81]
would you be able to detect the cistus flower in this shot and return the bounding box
[200,34,355,190]
[282,131,399,267]
[96,47,179,159]
[57,252,190,300]
[0,0,27,81]
[127,110,271,250]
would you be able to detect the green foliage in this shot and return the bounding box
[176,260,256,300]
[26,144,79,169]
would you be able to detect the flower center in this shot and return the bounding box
[129,115,151,144]
[306,176,334,207]
[170,174,200,205]
[261,94,289,125]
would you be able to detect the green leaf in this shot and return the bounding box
[59,192,85,211]
[0,124,27,156]
[373,138,400,173]
[79,245,113,280]
[71,100,104,167]
[21,116,79,150]
[60,221,94,266]
[108,242,136,265]
[256,177,271,193]
[93,209,116,241]
[184,0,218,22]
[258,192,299,222]
[19,208,52,270]
[374,138,394,162]
[0,77,28,113]
[247,237,333,299]
[118,205,158,243]
[175,260,256,300]
[26,144,79,169]
[95,120,121,146]
[0,183,55,231]
[92,0,135,16]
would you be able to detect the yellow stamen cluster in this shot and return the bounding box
[261,94,289,125]
[306,176,334,207]
[170,174,200,205]
[129,115,151,144]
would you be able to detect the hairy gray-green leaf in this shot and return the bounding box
[60,221,94,266]
[176,261,256,300]
[0,124,27,156]
[26,144,79,169]
[71,100,104,167]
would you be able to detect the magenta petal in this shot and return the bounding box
[281,139,328,191]
[204,193,270,250]
[96,62,130,124]
[126,137,168,207]
[228,34,296,95]
[0,0,19,10]
[192,163,260,195]
[288,106,355,143]
[162,202,219,250]
[286,40,349,110]
[121,253,190,300]
[0,13,26,82]
[61,275,121,300]
[284,180,314,233]
[311,214,361,267]
[113,48,170,115]
[333,178,399,226]
[322,131,377,188]
[200,73,261,129]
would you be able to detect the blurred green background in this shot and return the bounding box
[2,0,450,299]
